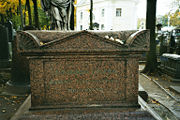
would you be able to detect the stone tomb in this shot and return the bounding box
[160,53,180,81]
[17,30,149,110]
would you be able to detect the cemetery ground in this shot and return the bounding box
[0,64,179,120]
[0,71,27,120]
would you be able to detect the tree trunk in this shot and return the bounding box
[24,8,26,25]
[26,0,32,26]
[19,0,24,29]
[70,0,74,30]
[90,0,93,30]
[143,0,157,73]
[32,0,39,29]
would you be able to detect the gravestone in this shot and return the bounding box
[5,20,13,42]
[160,53,180,81]
[6,33,30,94]
[0,24,10,69]
[6,35,30,93]
[5,21,13,60]
[6,26,36,94]
[0,24,9,60]
[15,30,154,119]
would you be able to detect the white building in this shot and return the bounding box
[76,0,139,31]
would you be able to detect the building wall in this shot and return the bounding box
[76,0,138,31]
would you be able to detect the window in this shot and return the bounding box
[80,25,83,30]
[80,12,83,20]
[101,24,104,30]
[116,8,122,17]
[102,9,105,17]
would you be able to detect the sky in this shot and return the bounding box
[137,0,174,18]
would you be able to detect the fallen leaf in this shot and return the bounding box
[12,96,17,99]
[2,109,6,113]
[4,97,8,100]
[40,42,44,45]
[151,100,160,105]
[166,117,170,120]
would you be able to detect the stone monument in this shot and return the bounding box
[160,53,180,82]
[6,25,37,94]
[5,20,13,42]
[6,34,30,94]
[14,30,155,119]
[41,0,73,30]
[0,24,10,69]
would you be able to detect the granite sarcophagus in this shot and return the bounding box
[17,30,149,110]
[160,53,180,81]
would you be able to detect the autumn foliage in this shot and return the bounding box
[0,0,46,29]
[0,0,76,29]
[170,10,180,27]
[0,0,25,15]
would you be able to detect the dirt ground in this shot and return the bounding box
[0,71,27,120]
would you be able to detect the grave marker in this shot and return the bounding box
[0,24,9,60]
[17,30,150,110]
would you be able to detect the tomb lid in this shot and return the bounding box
[17,30,149,55]
[162,53,180,60]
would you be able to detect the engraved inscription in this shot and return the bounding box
[50,69,119,85]
[44,60,126,105]
[55,69,117,75]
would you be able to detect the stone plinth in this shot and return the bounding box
[160,53,180,81]
[17,30,149,110]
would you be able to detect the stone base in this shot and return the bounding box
[158,69,180,82]
[169,77,180,82]
[0,60,11,73]
[159,62,180,82]
[18,111,155,120]
[169,86,180,94]
[4,81,30,95]
[139,85,148,102]
[29,103,141,111]
[0,60,11,68]
[164,74,180,82]
[11,95,155,120]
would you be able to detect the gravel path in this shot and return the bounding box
[139,74,180,120]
